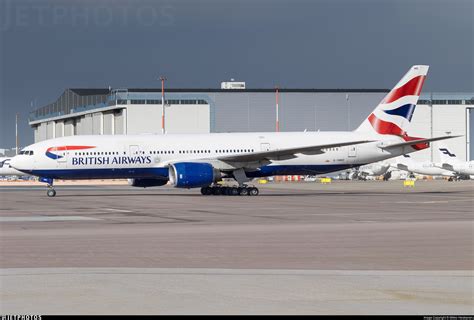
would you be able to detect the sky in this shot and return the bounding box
[0,0,472,148]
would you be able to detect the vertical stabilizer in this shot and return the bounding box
[356,65,429,136]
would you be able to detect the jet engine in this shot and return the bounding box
[169,162,221,188]
[128,178,168,188]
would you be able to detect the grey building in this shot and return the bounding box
[29,88,474,162]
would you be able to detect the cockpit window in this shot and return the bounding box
[0,161,4,168]
[18,150,33,155]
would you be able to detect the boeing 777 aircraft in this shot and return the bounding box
[11,65,457,197]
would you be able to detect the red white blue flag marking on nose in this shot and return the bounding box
[46,146,95,160]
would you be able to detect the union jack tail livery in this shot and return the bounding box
[356,65,429,137]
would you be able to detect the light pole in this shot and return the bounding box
[346,93,350,130]
[430,92,433,161]
[160,76,167,134]
[275,86,280,132]
[15,113,18,155]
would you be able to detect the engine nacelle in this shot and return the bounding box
[128,178,168,188]
[169,162,220,188]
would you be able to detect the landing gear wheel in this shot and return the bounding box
[230,187,239,196]
[47,189,56,197]
[249,187,259,196]
[201,187,212,195]
[239,187,249,196]
[212,187,223,195]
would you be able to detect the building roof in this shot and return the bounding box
[126,88,390,93]
[69,88,111,96]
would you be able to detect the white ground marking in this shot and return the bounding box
[103,208,133,213]
[0,216,100,222]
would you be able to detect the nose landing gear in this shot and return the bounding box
[47,188,56,197]
[40,177,56,197]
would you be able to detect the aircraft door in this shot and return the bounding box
[348,145,357,158]
[260,143,271,152]
[57,149,67,168]
[129,145,140,156]
[127,145,141,176]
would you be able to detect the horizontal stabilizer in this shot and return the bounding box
[380,135,462,150]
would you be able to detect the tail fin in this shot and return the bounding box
[438,144,459,164]
[356,65,429,136]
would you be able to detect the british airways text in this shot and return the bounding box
[72,156,152,166]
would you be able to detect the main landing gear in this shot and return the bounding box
[39,177,56,197]
[202,168,260,196]
[200,185,259,196]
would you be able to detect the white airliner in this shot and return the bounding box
[0,157,27,176]
[11,65,457,197]
[436,145,474,178]
[350,162,391,180]
[392,154,456,178]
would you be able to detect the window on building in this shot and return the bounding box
[146,100,162,104]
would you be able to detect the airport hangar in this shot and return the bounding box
[28,85,474,163]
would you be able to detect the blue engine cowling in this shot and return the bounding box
[128,178,168,188]
[169,162,220,188]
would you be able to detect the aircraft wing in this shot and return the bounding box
[380,135,462,150]
[396,163,410,171]
[438,163,455,171]
[216,140,373,163]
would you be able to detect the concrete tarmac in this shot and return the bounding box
[0,180,473,314]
